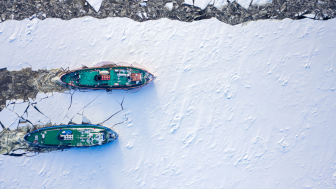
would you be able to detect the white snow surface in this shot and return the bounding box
[0,17,336,188]
[86,0,103,12]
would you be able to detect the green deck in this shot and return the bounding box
[61,67,150,89]
[25,125,115,147]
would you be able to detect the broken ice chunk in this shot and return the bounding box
[86,0,103,12]
[165,2,174,11]
[82,116,92,124]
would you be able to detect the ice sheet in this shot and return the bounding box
[0,17,335,188]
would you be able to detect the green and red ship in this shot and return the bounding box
[24,124,118,147]
[60,62,155,89]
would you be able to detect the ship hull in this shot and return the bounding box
[60,64,155,89]
[24,124,118,147]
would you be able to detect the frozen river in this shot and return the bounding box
[0,17,336,188]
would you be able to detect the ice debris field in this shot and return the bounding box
[86,0,272,11]
[0,15,336,188]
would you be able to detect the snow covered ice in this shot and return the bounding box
[0,16,336,188]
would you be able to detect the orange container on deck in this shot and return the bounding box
[101,75,110,80]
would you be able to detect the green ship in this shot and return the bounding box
[60,62,155,89]
[24,124,118,147]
